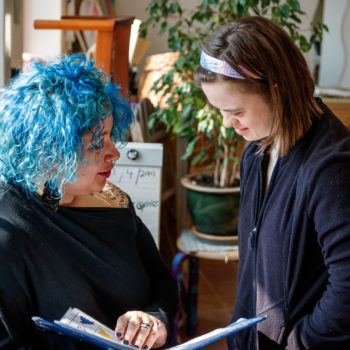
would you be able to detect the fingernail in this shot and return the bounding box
[135,346,139,349]
[124,340,129,345]
[116,332,121,338]
[144,346,148,350]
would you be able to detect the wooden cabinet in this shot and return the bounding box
[323,98,350,129]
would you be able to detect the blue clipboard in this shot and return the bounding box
[169,316,266,350]
[32,316,135,350]
[32,311,266,350]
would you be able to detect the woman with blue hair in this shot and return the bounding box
[0,54,178,349]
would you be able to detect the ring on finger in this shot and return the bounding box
[140,323,151,330]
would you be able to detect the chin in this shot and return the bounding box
[96,179,107,192]
[243,134,260,141]
[242,135,253,141]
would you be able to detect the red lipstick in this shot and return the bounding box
[98,170,112,178]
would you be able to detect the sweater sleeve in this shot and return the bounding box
[0,219,32,349]
[133,213,178,332]
[0,320,14,349]
[287,156,350,349]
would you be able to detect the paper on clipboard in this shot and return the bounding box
[32,307,266,350]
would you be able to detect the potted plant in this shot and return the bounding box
[140,0,327,239]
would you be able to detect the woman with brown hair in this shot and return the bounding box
[195,16,350,349]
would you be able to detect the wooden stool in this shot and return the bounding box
[34,15,134,96]
[171,230,239,345]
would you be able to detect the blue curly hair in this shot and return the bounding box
[0,54,134,196]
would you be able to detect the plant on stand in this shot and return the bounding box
[140,0,327,238]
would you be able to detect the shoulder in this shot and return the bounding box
[286,100,349,172]
[308,99,350,148]
[300,107,350,169]
[292,107,350,198]
[100,181,130,208]
[0,217,19,257]
[68,181,130,208]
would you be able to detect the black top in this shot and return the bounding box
[0,183,178,349]
[228,99,350,349]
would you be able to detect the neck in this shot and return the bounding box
[37,186,75,207]
[265,144,279,192]
[59,193,75,206]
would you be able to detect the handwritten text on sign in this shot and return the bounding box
[110,165,161,245]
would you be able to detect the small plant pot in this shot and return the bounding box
[181,173,240,239]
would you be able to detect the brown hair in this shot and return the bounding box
[195,16,322,156]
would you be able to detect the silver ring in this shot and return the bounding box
[140,323,151,330]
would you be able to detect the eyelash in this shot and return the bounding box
[87,130,113,151]
[230,111,242,117]
[88,140,105,151]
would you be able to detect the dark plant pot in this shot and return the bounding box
[181,173,240,238]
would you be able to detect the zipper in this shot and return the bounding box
[250,154,280,347]
[251,155,265,318]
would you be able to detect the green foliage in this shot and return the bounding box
[141,0,328,187]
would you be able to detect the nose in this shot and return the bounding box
[221,112,238,129]
[105,142,120,162]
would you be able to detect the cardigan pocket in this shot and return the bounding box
[257,299,287,348]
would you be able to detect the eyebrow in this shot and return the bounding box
[86,131,106,144]
[209,102,242,113]
[100,126,114,138]
[222,107,242,113]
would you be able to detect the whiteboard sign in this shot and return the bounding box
[109,143,163,247]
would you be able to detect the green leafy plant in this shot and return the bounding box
[140,0,328,187]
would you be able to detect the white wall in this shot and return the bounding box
[19,0,322,63]
[23,0,62,58]
[115,0,197,77]
[340,3,350,88]
[0,0,6,87]
[318,0,350,88]
[21,0,350,88]
[115,0,322,83]
[115,0,196,58]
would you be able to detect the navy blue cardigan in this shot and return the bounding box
[228,99,350,349]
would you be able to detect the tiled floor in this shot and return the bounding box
[178,259,239,350]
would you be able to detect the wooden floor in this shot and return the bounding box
[178,259,239,350]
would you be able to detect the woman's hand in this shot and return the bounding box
[115,311,167,349]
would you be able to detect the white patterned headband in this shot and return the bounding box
[200,51,260,79]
